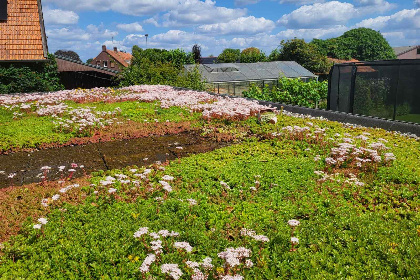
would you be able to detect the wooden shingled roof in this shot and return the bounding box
[0,0,48,61]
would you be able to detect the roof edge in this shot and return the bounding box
[55,55,120,74]
[37,0,48,58]
[394,45,419,56]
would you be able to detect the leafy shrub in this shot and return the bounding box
[311,28,396,61]
[269,39,331,74]
[131,46,194,69]
[0,54,63,94]
[240,47,266,63]
[243,77,328,108]
[54,50,82,62]
[217,49,241,63]
[118,46,205,91]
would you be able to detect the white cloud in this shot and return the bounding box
[116,22,144,32]
[276,25,349,40]
[47,28,90,41]
[44,8,79,25]
[162,0,247,26]
[278,1,357,28]
[86,24,119,39]
[355,9,420,30]
[279,0,325,4]
[47,24,118,42]
[197,16,275,35]
[234,0,261,5]
[151,30,201,44]
[101,40,130,52]
[354,0,396,14]
[123,34,148,46]
[43,0,179,16]
[355,9,420,46]
[143,17,160,27]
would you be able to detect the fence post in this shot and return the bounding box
[392,61,402,120]
[349,65,357,114]
[327,65,334,110]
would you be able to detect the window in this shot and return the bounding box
[417,48,420,55]
[110,61,115,68]
[103,61,108,68]
[96,61,101,66]
[0,0,7,21]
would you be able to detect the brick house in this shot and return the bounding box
[393,46,420,59]
[91,45,132,72]
[0,0,48,61]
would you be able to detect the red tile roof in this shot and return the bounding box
[0,0,48,61]
[105,49,132,67]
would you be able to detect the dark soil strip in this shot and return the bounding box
[0,132,229,188]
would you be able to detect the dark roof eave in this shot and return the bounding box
[0,59,49,63]
[55,55,120,74]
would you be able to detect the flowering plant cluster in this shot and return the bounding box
[52,107,122,136]
[324,134,395,171]
[0,85,275,123]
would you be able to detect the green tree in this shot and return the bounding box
[86,58,93,64]
[0,54,64,94]
[272,39,331,74]
[130,47,194,69]
[217,48,240,63]
[118,46,204,91]
[310,28,396,61]
[240,47,266,63]
[192,44,201,64]
[54,50,81,62]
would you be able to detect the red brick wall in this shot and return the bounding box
[91,51,124,72]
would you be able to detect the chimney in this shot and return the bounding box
[114,47,118,52]
[102,45,106,51]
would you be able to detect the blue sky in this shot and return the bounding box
[42,0,420,62]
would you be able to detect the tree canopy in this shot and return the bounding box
[118,46,204,91]
[310,28,396,61]
[240,47,266,63]
[192,44,201,64]
[217,48,240,63]
[54,50,81,62]
[131,46,194,69]
[270,39,331,74]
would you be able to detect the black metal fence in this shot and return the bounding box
[328,59,420,124]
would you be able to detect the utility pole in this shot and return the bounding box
[145,34,148,48]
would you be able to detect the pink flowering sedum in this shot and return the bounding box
[161,263,183,280]
[288,219,300,227]
[174,241,193,253]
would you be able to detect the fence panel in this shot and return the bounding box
[328,59,420,124]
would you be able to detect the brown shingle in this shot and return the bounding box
[0,0,47,60]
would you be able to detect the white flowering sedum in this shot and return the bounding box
[288,219,300,227]
[139,254,156,273]
[0,85,275,126]
[174,241,193,253]
[161,263,183,280]
[133,227,149,238]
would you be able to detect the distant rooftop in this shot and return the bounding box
[185,61,317,83]
[200,57,217,64]
[393,46,419,56]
